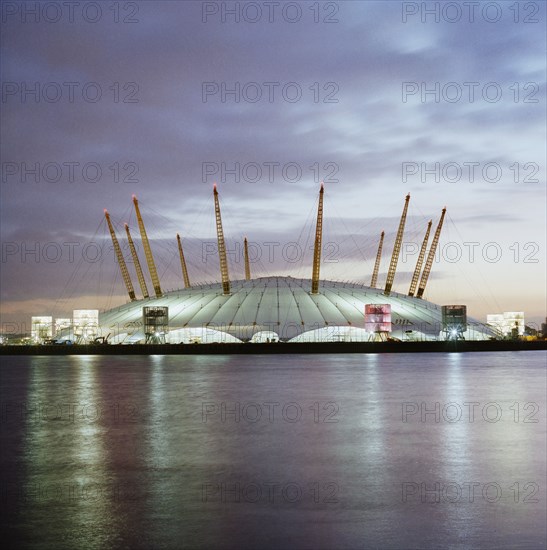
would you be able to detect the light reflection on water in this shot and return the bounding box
[1,352,545,549]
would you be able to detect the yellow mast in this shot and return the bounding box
[384,193,410,295]
[132,195,162,298]
[311,183,324,294]
[176,233,191,289]
[408,220,432,297]
[416,208,446,299]
[213,184,230,294]
[370,231,384,288]
[104,210,136,301]
[243,237,251,281]
[125,223,149,299]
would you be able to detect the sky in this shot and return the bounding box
[1,0,546,333]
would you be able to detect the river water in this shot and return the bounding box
[1,352,545,549]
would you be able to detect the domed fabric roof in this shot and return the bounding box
[98,276,494,342]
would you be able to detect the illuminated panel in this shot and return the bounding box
[31,316,53,341]
[55,318,71,335]
[73,309,99,339]
[365,304,391,333]
[486,313,504,334]
[487,312,524,336]
[503,311,525,336]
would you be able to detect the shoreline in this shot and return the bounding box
[1,340,545,356]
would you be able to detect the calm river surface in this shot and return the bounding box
[1,352,546,549]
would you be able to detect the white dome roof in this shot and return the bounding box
[98,276,495,342]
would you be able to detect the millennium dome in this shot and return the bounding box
[76,186,495,344]
[99,276,494,344]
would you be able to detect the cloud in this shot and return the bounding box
[1,1,545,327]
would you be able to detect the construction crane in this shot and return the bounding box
[243,237,251,281]
[104,210,136,301]
[416,208,446,299]
[213,184,230,294]
[370,231,384,288]
[125,223,149,299]
[311,183,325,294]
[408,220,432,297]
[384,194,410,295]
[176,233,191,289]
[132,195,162,298]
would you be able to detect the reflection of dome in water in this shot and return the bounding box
[96,277,495,343]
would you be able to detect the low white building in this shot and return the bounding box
[486,311,525,337]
